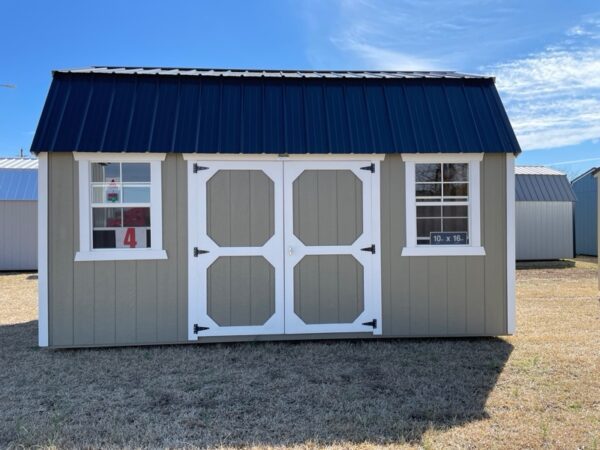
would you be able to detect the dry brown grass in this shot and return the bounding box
[0,259,598,449]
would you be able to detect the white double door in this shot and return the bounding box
[188,159,381,339]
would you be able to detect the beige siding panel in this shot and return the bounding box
[71,159,95,345]
[49,153,74,346]
[294,255,364,324]
[207,256,275,326]
[93,261,116,344]
[466,257,485,334]
[156,155,178,341]
[380,154,507,337]
[483,155,506,335]
[136,262,158,343]
[409,257,429,334]
[207,170,274,247]
[447,256,467,334]
[294,170,318,245]
[47,153,184,346]
[46,152,509,347]
[293,170,362,246]
[73,262,95,345]
[380,155,411,335]
[115,261,137,343]
[428,256,447,335]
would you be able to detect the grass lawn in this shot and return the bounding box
[0,258,598,449]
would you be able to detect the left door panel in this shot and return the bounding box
[188,161,284,338]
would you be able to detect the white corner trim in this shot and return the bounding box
[401,153,483,163]
[75,249,167,262]
[182,153,385,161]
[37,153,48,347]
[371,160,383,335]
[75,157,166,261]
[506,153,516,334]
[401,246,486,256]
[74,152,166,162]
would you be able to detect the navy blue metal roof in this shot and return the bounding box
[0,169,38,201]
[31,67,521,154]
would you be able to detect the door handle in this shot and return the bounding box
[288,247,293,256]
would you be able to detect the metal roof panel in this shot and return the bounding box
[515,173,576,202]
[31,69,520,154]
[0,158,38,169]
[0,169,38,201]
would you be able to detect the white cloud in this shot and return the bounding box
[487,18,600,150]
[330,38,439,70]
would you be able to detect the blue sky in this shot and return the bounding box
[1,0,598,179]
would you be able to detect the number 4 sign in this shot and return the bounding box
[115,228,147,248]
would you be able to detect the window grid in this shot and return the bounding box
[415,162,470,246]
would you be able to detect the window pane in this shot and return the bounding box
[93,230,116,249]
[417,218,441,238]
[93,208,122,228]
[123,186,150,203]
[123,207,150,227]
[115,227,149,248]
[443,163,468,182]
[443,205,468,217]
[91,163,120,183]
[417,206,441,218]
[92,186,121,204]
[416,183,441,198]
[416,164,441,182]
[443,218,468,232]
[443,183,468,197]
[122,163,150,182]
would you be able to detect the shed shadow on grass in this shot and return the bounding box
[0,320,513,448]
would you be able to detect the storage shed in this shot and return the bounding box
[515,166,576,261]
[0,158,38,271]
[31,67,520,348]
[572,168,597,256]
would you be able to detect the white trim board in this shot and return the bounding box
[506,153,516,334]
[401,154,484,257]
[73,152,166,162]
[37,153,48,347]
[74,156,167,262]
[183,154,386,161]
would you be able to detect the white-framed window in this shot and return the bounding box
[74,153,167,261]
[401,154,485,256]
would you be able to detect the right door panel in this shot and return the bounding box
[284,161,379,334]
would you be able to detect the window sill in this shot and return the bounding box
[401,246,486,257]
[75,249,168,262]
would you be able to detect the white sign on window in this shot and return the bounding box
[115,227,147,248]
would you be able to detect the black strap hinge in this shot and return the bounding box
[193,324,209,334]
[362,319,377,329]
[360,163,375,173]
[193,247,209,257]
[361,244,376,254]
[193,163,209,173]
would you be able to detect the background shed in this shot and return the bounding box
[515,166,576,261]
[571,168,597,256]
[0,158,38,271]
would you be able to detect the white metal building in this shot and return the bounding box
[515,166,576,261]
[0,158,38,270]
